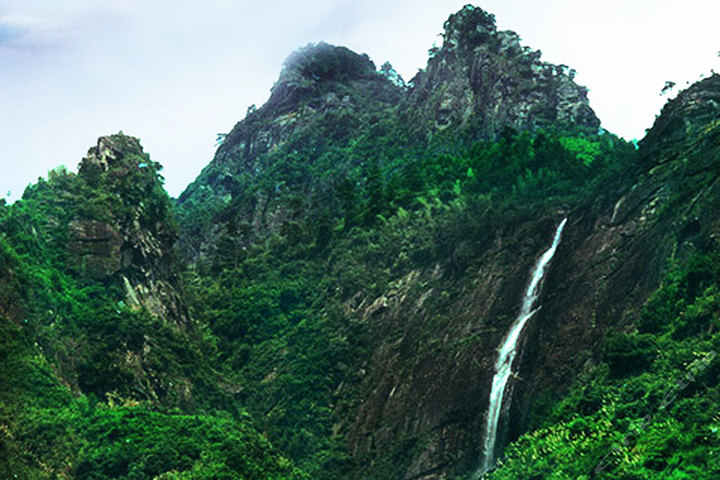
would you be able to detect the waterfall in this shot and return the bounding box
[479,217,567,474]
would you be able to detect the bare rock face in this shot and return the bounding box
[342,217,569,478]
[67,219,123,278]
[403,6,600,137]
[176,43,402,263]
[640,73,720,160]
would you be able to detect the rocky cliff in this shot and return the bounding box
[402,5,599,137]
[177,7,600,266]
[1,128,314,478]
[6,133,200,407]
[176,42,402,263]
[167,6,637,479]
[340,74,720,478]
[171,9,720,477]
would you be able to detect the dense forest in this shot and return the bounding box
[2,5,720,479]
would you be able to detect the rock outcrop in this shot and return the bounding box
[74,134,188,325]
[176,42,402,262]
[177,14,601,266]
[403,5,599,137]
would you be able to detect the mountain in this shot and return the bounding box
[175,6,599,266]
[3,4,720,480]
[0,135,305,479]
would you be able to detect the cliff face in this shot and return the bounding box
[521,73,720,405]
[176,43,402,263]
[6,134,199,407]
[403,6,599,137]
[0,134,307,479]
[167,7,625,479]
[176,9,600,265]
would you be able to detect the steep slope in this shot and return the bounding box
[176,42,402,263]
[344,75,720,479]
[6,5,719,480]
[12,134,194,402]
[176,7,600,266]
[484,73,720,480]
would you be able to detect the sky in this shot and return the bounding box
[1,1,719,203]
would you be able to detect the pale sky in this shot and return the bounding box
[2,1,719,202]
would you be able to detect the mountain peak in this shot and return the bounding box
[404,5,599,136]
[441,4,498,52]
[278,42,377,86]
[78,133,146,178]
[265,42,387,115]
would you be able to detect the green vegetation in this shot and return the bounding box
[3,25,719,480]
[0,136,303,478]
[176,88,638,477]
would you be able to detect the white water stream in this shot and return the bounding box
[479,218,567,474]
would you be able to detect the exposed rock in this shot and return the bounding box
[640,73,720,161]
[341,73,720,477]
[403,5,599,137]
[169,8,720,478]
[67,219,123,278]
[176,43,402,263]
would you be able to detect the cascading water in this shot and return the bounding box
[479,218,567,475]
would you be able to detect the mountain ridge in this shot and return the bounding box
[176,5,600,267]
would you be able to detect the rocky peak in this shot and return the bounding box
[78,134,148,181]
[70,134,187,324]
[441,4,497,53]
[640,73,720,160]
[265,42,394,116]
[177,43,401,250]
[404,5,599,136]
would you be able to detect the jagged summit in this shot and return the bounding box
[441,4,498,53]
[78,132,162,188]
[79,134,146,176]
[404,4,599,136]
[176,43,400,240]
[71,134,187,324]
[261,42,398,116]
[177,5,605,265]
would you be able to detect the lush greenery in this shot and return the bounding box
[176,76,639,477]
